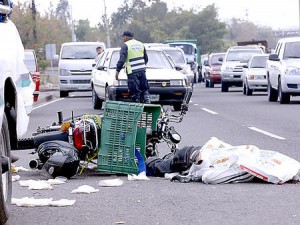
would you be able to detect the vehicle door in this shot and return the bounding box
[269,42,282,88]
[92,51,108,98]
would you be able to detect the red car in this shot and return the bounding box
[24,49,40,102]
[203,52,226,88]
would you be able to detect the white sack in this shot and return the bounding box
[98,178,124,187]
[71,185,99,194]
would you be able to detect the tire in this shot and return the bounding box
[245,82,253,96]
[92,87,103,109]
[209,81,214,88]
[221,81,228,92]
[173,103,181,111]
[267,80,278,102]
[278,80,290,104]
[243,83,246,95]
[60,91,68,98]
[205,80,209,88]
[0,114,12,225]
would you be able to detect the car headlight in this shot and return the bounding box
[59,69,71,76]
[170,80,183,86]
[224,67,233,72]
[117,79,128,86]
[285,67,300,75]
[211,70,221,75]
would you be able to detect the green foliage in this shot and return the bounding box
[9,0,278,56]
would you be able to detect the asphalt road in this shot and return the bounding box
[7,84,300,225]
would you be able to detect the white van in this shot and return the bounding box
[58,42,106,97]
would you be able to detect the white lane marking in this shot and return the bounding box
[32,98,64,112]
[248,126,286,140]
[201,107,218,115]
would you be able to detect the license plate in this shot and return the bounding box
[150,95,159,101]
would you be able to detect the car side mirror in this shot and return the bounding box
[97,65,107,71]
[174,65,183,71]
[269,53,280,61]
[203,59,209,66]
[243,65,248,68]
[218,57,223,62]
[92,63,96,67]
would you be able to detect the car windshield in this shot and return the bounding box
[61,45,98,59]
[169,43,193,55]
[109,50,173,69]
[226,50,262,62]
[210,54,225,65]
[164,49,185,64]
[250,56,267,68]
[24,51,36,72]
[283,42,300,59]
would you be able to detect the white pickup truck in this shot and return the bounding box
[267,37,300,104]
[1,1,35,223]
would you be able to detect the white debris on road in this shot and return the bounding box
[71,185,99,194]
[98,178,124,187]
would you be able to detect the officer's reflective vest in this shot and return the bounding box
[125,39,146,74]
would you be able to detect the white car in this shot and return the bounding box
[159,46,194,88]
[267,37,300,103]
[242,54,268,95]
[220,46,264,92]
[91,48,189,111]
[0,2,35,224]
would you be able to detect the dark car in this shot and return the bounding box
[203,52,226,88]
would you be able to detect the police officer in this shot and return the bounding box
[115,31,150,103]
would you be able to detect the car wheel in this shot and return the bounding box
[60,91,68,98]
[209,81,214,88]
[267,80,278,102]
[243,83,246,95]
[246,82,253,96]
[92,87,103,109]
[278,80,290,104]
[205,79,209,88]
[221,81,228,92]
[194,73,197,84]
[0,114,12,225]
[173,103,181,111]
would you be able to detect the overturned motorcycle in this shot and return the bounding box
[17,88,193,179]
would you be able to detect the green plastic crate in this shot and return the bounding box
[97,101,161,175]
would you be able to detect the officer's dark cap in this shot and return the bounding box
[123,31,134,37]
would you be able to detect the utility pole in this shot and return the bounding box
[31,0,37,44]
[103,0,111,47]
[69,3,76,42]
[299,0,300,34]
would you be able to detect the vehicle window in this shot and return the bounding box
[109,50,173,69]
[96,51,107,67]
[283,42,300,59]
[61,45,99,59]
[147,51,173,69]
[250,56,267,68]
[164,50,185,64]
[109,51,120,69]
[169,43,193,55]
[226,49,262,61]
[24,51,37,72]
[210,54,225,65]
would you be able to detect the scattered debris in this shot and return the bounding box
[71,185,99,194]
[128,171,150,181]
[12,175,21,182]
[12,197,75,207]
[98,178,123,187]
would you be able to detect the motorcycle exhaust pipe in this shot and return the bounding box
[29,159,43,170]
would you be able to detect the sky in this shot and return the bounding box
[16,0,300,30]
